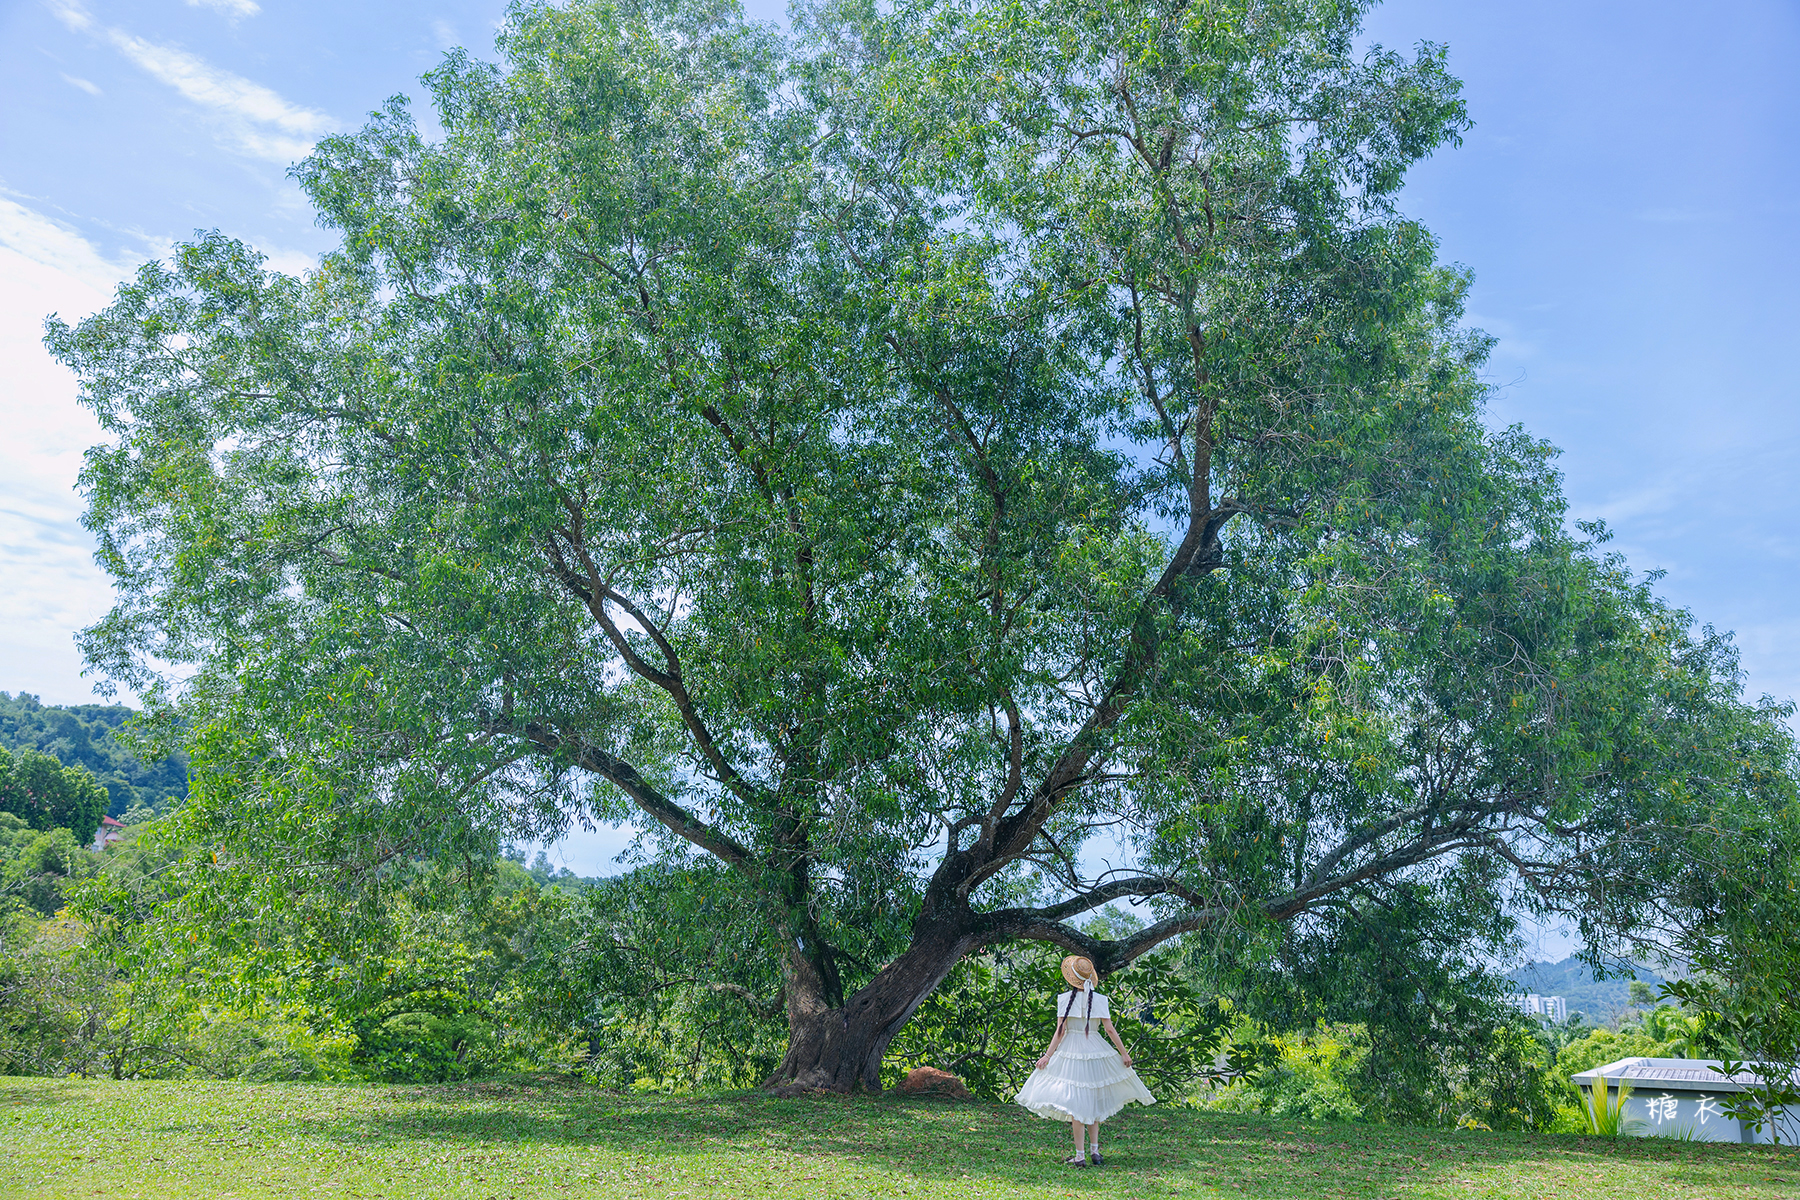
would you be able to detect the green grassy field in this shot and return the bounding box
[2,1078,1793,1199]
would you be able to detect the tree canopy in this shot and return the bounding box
[50,0,1795,1091]
[0,745,109,849]
[0,692,189,818]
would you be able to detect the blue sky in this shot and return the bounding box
[2,0,1796,914]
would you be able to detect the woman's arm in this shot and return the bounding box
[1034,1024,1066,1070]
[1100,1018,1132,1067]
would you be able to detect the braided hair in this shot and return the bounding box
[1055,979,1098,1040]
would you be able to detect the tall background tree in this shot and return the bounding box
[50,0,1794,1093]
[0,745,109,849]
[0,692,188,819]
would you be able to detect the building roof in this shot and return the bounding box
[99,816,124,828]
[1570,1057,1800,1093]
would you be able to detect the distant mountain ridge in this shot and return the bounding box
[0,692,187,818]
[1505,955,1663,1024]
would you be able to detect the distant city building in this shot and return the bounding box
[1504,993,1568,1022]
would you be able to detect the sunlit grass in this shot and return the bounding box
[1,1077,1793,1199]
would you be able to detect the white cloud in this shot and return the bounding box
[45,0,336,164]
[1465,309,1540,361]
[1582,479,1682,527]
[60,72,102,95]
[1733,618,1800,713]
[0,198,141,704]
[187,0,261,19]
[46,0,93,32]
[102,30,334,162]
[0,197,313,703]
[0,195,134,291]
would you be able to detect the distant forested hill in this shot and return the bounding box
[1506,956,1665,1025]
[0,692,187,818]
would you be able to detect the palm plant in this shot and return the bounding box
[1581,1075,1644,1136]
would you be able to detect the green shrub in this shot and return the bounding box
[1554,1028,1676,1088]
[1201,1023,1369,1122]
[1462,1021,1560,1132]
[0,746,109,847]
[356,1001,500,1083]
[2,825,94,915]
[182,1011,358,1082]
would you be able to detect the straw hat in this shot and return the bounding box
[1060,955,1099,990]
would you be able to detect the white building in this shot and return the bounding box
[1503,993,1568,1022]
[1571,1057,1800,1144]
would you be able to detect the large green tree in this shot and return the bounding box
[0,745,109,848]
[52,0,1791,1091]
[1662,793,1800,1139]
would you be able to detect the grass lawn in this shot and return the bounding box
[2,1078,1794,1199]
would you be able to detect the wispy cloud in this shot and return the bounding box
[0,196,140,704]
[187,0,261,19]
[46,0,93,31]
[103,30,333,160]
[0,193,134,290]
[0,194,313,705]
[46,0,334,163]
[60,72,101,95]
[1582,479,1682,527]
[1733,618,1800,712]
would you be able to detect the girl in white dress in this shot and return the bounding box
[1014,955,1156,1166]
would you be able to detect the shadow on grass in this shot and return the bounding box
[0,1079,92,1109]
[281,1084,1798,1197]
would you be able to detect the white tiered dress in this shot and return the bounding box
[1014,990,1156,1123]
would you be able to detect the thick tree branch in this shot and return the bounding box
[977,801,1513,973]
[1267,820,1494,920]
[982,872,1207,930]
[1302,798,1444,889]
[957,495,1248,896]
[540,516,762,809]
[983,908,1227,973]
[980,689,1026,841]
[509,719,756,874]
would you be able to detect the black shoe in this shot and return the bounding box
[1063,1156,1088,1168]
[1089,1151,1104,1166]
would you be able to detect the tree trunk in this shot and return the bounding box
[767,933,973,1094]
